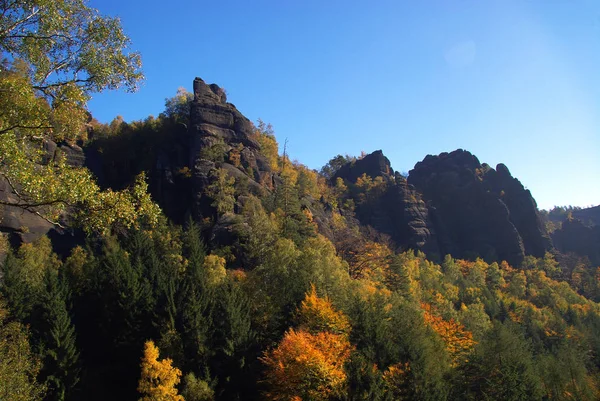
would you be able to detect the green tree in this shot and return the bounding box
[211,282,256,400]
[207,168,235,214]
[161,87,194,125]
[0,0,160,233]
[181,372,214,401]
[0,297,46,401]
[320,154,354,180]
[458,322,543,401]
[38,269,80,401]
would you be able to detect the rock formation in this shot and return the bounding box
[408,149,552,265]
[552,217,600,266]
[189,77,274,220]
[0,142,85,250]
[333,151,439,256]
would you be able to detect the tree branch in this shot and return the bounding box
[0,124,53,135]
[0,6,40,37]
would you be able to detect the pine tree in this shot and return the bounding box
[0,252,32,322]
[39,269,80,401]
[178,219,213,374]
[211,282,256,399]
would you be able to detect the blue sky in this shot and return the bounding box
[87,0,600,210]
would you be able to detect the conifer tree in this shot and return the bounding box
[0,252,32,322]
[211,282,256,399]
[178,219,213,374]
[38,269,80,401]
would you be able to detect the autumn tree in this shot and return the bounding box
[251,119,279,171]
[296,284,350,335]
[0,0,160,233]
[138,340,184,401]
[261,328,352,401]
[0,298,46,401]
[422,303,476,367]
[161,87,194,125]
[261,287,353,400]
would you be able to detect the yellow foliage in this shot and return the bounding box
[347,241,391,281]
[17,236,61,289]
[138,340,184,401]
[295,164,320,198]
[260,328,352,401]
[251,119,279,170]
[203,254,227,287]
[296,285,351,336]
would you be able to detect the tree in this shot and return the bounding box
[37,269,80,401]
[0,297,46,401]
[181,372,214,401]
[161,87,193,125]
[0,0,160,233]
[320,154,354,180]
[422,303,475,367]
[260,328,352,401]
[206,168,235,215]
[458,322,543,400]
[138,340,184,401]
[295,284,350,336]
[261,286,353,400]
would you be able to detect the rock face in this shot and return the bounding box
[408,149,552,266]
[571,205,600,227]
[189,77,274,219]
[0,142,85,250]
[552,217,600,265]
[333,151,439,256]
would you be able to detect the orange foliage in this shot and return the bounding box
[383,362,412,399]
[260,328,353,401]
[421,303,476,367]
[296,285,351,336]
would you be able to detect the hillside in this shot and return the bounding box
[2,76,600,401]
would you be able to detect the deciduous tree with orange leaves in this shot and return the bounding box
[260,329,352,401]
[421,303,475,367]
[296,285,351,335]
[261,286,353,400]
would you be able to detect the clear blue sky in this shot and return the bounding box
[87,0,600,210]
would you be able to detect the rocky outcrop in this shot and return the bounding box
[334,151,439,256]
[334,150,392,184]
[408,149,552,266]
[190,78,274,220]
[572,205,600,227]
[553,218,600,265]
[0,142,85,250]
[485,163,552,257]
